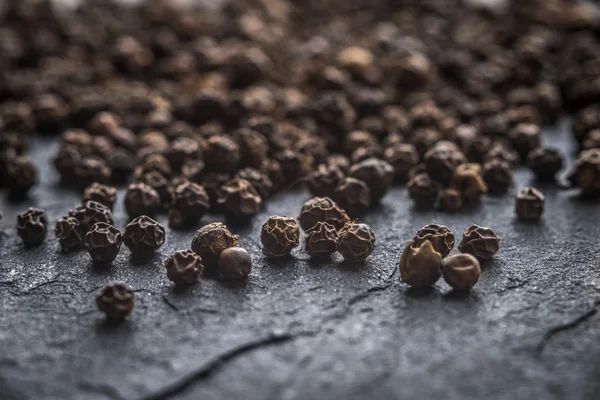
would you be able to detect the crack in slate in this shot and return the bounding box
[162,296,179,312]
[348,282,394,306]
[79,381,127,400]
[138,332,316,400]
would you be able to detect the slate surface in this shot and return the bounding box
[1,122,599,400]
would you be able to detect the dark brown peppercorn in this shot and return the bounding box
[134,154,172,180]
[450,163,488,203]
[327,154,351,174]
[458,225,500,260]
[438,189,463,212]
[583,129,600,150]
[349,158,394,204]
[408,173,439,208]
[482,159,513,195]
[74,156,112,189]
[305,222,339,258]
[168,181,210,229]
[219,247,253,279]
[181,159,206,184]
[124,182,161,219]
[442,254,481,292]
[333,177,371,217]
[515,187,545,221]
[191,222,239,266]
[527,147,564,181]
[124,216,166,259]
[399,240,442,289]
[411,128,441,158]
[85,223,123,264]
[509,123,541,159]
[204,135,240,173]
[108,148,136,182]
[338,223,375,262]
[384,143,419,182]
[164,136,201,172]
[83,183,117,211]
[275,149,313,181]
[260,216,300,258]
[217,178,262,217]
[567,149,600,196]
[17,208,48,247]
[234,128,269,169]
[165,249,203,285]
[235,168,273,200]
[424,145,467,186]
[68,201,113,235]
[412,224,455,259]
[96,284,134,320]
[88,112,122,137]
[307,163,345,198]
[138,171,171,209]
[5,156,37,195]
[298,197,349,231]
[55,216,83,251]
[484,143,520,168]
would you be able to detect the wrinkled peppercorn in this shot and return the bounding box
[96,283,134,320]
[305,222,339,258]
[134,154,172,180]
[260,216,300,258]
[442,254,481,292]
[124,216,165,259]
[509,123,541,159]
[424,145,467,186]
[85,223,123,264]
[17,208,48,247]
[235,167,273,200]
[527,147,564,181]
[165,136,201,172]
[307,163,345,198]
[124,182,161,219]
[412,224,455,258]
[68,201,113,235]
[5,156,37,195]
[138,171,171,209]
[333,177,371,217]
[484,143,520,168]
[191,222,239,266]
[515,187,545,221]
[458,225,500,260]
[217,178,262,218]
[165,249,203,285]
[438,188,463,212]
[482,159,513,195]
[74,156,111,189]
[55,216,83,251]
[168,181,210,228]
[349,158,394,204]
[204,135,241,173]
[450,163,488,202]
[567,149,600,196]
[83,183,117,211]
[408,173,439,208]
[399,240,442,289]
[338,223,375,262]
[219,247,253,279]
[384,143,420,182]
[298,197,349,231]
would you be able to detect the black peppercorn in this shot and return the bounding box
[168,181,210,228]
[74,156,112,189]
[515,187,545,221]
[96,283,134,320]
[234,128,269,169]
[458,225,500,260]
[124,216,165,259]
[384,143,420,182]
[424,144,467,186]
[509,123,541,159]
[217,178,262,218]
[88,111,122,137]
[527,147,564,181]
[338,223,375,262]
[5,156,37,195]
[182,159,206,184]
[108,148,136,183]
[482,159,513,195]
[484,142,520,168]
[219,247,253,279]
[191,222,239,266]
[450,163,488,203]
[305,222,339,258]
[83,183,117,211]
[298,197,349,231]
[333,177,371,217]
[204,135,240,173]
[138,171,171,209]
[235,168,273,200]
[275,149,313,181]
[412,224,455,259]
[567,149,600,196]
[124,182,161,219]
[68,201,113,235]
[442,254,481,292]
[165,249,203,285]
[399,240,442,289]
[261,216,300,258]
[17,208,48,247]
[349,157,394,204]
[134,154,172,180]
[55,216,83,250]
[408,173,439,208]
[85,223,123,264]
[438,188,463,212]
[164,136,201,172]
[307,163,345,198]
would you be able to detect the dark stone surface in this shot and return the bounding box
[1,122,600,400]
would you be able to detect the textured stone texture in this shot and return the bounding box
[1,122,600,400]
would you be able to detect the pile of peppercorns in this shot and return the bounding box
[1,0,600,319]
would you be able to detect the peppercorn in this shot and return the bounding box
[399,240,442,289]
[509,123,541,159]
[182,159,205,183]
[484,143,520,167]
[338,223,375,262]
[124,182,161,219]
[275,148,313,181]
[413,224,455,258]
[305,222,339,258]
[583,129,600,150]
[527,147,564,181]
[464,135,493,164]
[307,163,345,198]
[411,128,441,158]
[88,111,122,137]
[515,187,545,221]
[204,135,240,173]
[567,149,600,196]
[96,283,134,320]
[408,173,439,208]
[219,247,253,279]
[124,216,165,259]
[85,223,123,264]
[572,105,600,143]
[482,159,513,195]
[164,136,201,172]
[168,181,210,229]
[83,183,117,211]
[423,144,467,186]
[442,254,481,292]
[68,201,113,235]
[108,148,136,183]
[138,171,171,209]
[5,156,37,195]
[55,216,83,251]
[134,154,172,180]
[191,222,238,266]
[450,163,488,202]
[332,177,371,217]
[327,154,351,174]
[458,225,500,260]
[53,145,82,182]
[260,159,285,192]
[438,188,463,212]
[235,167,273,200]
[384,143,419,182]
[348,157,394,204]
[234,128,269,169]
[74,156,112,189]
[260,216,300,258]
[16,208,48,247]
[298,197,349,232]
[217,178,262,218]
[165,249,203,285]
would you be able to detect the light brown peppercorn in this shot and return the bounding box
[96,283,134,320]
[191,222,239,266]
[438,189,463,212]
[83,183,117,211]
[298,197,350,231]
[442,254,481,292]
[567,149,600,196]
[219,247,253,279]
[333,177,371,217]
[399,240,442,289]
[338,223,375,262]
[217,178,262,217]
[458,225,500,260]
[450,163,488,202]
[165,249,203,285]
[305,222,339,258]
[515,187,545,221]
[412,224,455,258]
[85,223,123,264]
[260,216,300,258]
[124,182,161,218]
